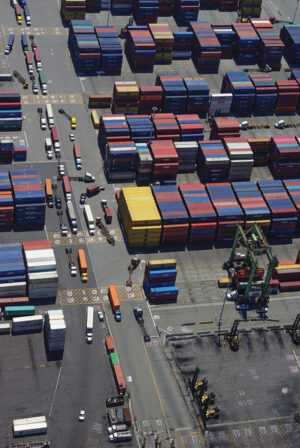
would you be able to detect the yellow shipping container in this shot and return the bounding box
[91,110,99,129]
[147,259,177,269]
[276,264,300,270]
[114,106,138,113]
[119,187,161,226]
[154,53,173,63]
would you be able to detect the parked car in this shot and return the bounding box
[79,410,85,422]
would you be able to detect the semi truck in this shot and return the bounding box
[108,285,121,322]
[66,201,77,234]
[50,126,60,154]
[86,306,94,332]
[5,33,14,55]
[25,51,33,75]
[62,175,72,201]
[78,248,88,282]
[23,5,31,26]
[84,204,95,236]
[73,142,82,169]
[46,104,54,127]
[38,69,47,95]
[21,33,28,53]
[109,431,132,443]
[34,48,42,71]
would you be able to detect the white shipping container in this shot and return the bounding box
[28,271,58,282]
[47,309,64,317]
[0,322,11,334]
[84,204,94,225]
[13,422,47,436]
[25,249,55,259]
[13,416,46,426]
[27,262,57,272]
[13,315,44,325]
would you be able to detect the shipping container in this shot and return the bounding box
[25,51,33,75]
[110,352,119,366]
[113,364,126,395]
[46,104,54,127]
[86,306,94,331]
[5,305,35,317]
[73,142,82,169]
[105,335,115,353]
[62,176,72,201]
[91,110,100,129]
[78,249,88,282]
[108,285,120,311]
[0,297,29,307]
[66,201,77,233]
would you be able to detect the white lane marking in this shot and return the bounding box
[23,130,29,148]
[79,77,86,93]
[48,365,62,417]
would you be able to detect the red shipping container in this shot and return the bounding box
[23,240,52,251]
[86,184,100,196]
[105,336,115,354]
[105,207,112,224]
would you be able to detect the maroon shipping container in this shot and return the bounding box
[0,102,22,110]
[105,207,112,224]
[0,297,29,308]
[279,281,300,292]
[62,176,71,197]
[86,184,100,196]
[51,126,59,142]
[105,336,115,354]
[123,408,132,426]
[73,142,81,159]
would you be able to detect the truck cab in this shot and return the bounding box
[71,117,77,130]
[114,310,122,322]
[5,34,14,55]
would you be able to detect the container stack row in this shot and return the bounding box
[149,139,179,180]
[156,74,187,114]
[232,182,271,235]
[0,171,14,230]
[136,143,153,182]
[251,19,284,70]
[85,0,101,10]
[0,243,26,299]
[174,0,199,26]
[212,24,235,58]
[69,20,100,72]
[23,241,58,301]
[45,310,66,351]
[118,186,162,247]
[134,0,159,25]
[113,82,140,114]
[179,183,217,244]
[152,184,189,244]
[184,78,210,115]
[95,26,123,74]
[221,71,255,116]
[126,28,156,70]
[105,141,138,181]
[118,181,300,247]
[61,0,86,23]
[98,115,130,148]
[270,136,300,179]
[149,23,174,64]
[198,140,230,183]
[223,137,254,181]
[138,86,163,114]
[232,22,260,64]
[190,22,221,72]
[127,116,154,142]
[12,315,44,334]
[111,0,132,13]
[0,140,14,164]
[257,180,297,237]
[280,24,300,67]
[174,141,199,172]
[275,80,299,113]
[10,169,45,229]
[0,92,22,132]
[143,259,178,303]
[210,117,240,140]
[173,31,193,59]
[248,138,271,166]
[238,0,262,18]
[249,73,277,115]
[152,113,180,140]
[13,137,27,162]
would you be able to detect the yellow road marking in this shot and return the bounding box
[142,337,166,418]
[24,365,31,369]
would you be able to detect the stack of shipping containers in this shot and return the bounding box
[176,114,204,140]
[249,73,278,114]
[174,141,199,173]
[95,26,123,74]
[118,186,161,247]
[223,137,254,181]
[149,139,178,180]
[174,0,199,25]
[143,259,178,303]
[0,91,22,132]
[151,185,189,245]
[206,183,244,240]
[0,171,13,230]
[274,80,299,113]
[113,82,139,113]
[0,140,14,162]
[23,241,58,301]
[184,78,210,115]
[198,140,230,182]
[69,20,100,72]
[258,180,297,237]
[10,169,45,229]
[251,19,284,70]
[232,22,259,64]
[134,0,159,24]
[190,22,221,72]
[45,309,66,351]
[210,117,240,139]
[139,85,163,113]
[98,114,130,147]
[152,113,180,140]
[136,143,153,183]
[283,180,300,233]
[156,74,187,113]
[105,141,138,180]
[269,136,300,178]
[149,23,174,64]
[0,243,27,299]
[61,0,86,22]
[232,182,271,235]
[126,28,156,70]
[212,24,235,58]
[173,31,193,59]
[221,72,256,115]
[179,183,217,244]
[280,24,300,66]
[127,115,154,142]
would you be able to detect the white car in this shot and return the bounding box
[40,118,47,130]
[79,410,85,422]
[98,311,104,322]
[69,133,75,141]
[47,151,53,160]
[32,84,38,94]
[86,332,93,344]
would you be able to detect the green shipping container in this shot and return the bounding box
[109,352,119,366]
[5,306,35,317]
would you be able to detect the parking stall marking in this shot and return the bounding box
[59,284,143,306]
[22,94,84,105]
[47,229,123,247]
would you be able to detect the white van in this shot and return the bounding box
[45,138,53,159]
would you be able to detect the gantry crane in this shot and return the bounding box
[224,224,278,313]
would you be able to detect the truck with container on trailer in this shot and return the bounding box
[86,305,93,343]
[45,178,54,207]
[108,285,121,322]
[66,201,77,234]
[5,33,14,55]
[15,5,22,24]
[34,48,42,71]
[38,70,47,95]
[73,142,82,169]
[23,5,31,26]
[84,204,95,235]
[109,431,132,442]
[45,137,53,159]
[25,51,33,75]
[78,248,88,283]
[21,33,28,53]
[107,424,127,435]
[13,416,47,437]
[51,126,60,154]
[63,176,72,201]
[46,104,54,127]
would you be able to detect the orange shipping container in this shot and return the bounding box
[78,249,87,272]
[105,336,115,354]
[113,364,126,395]
[108,285,120,311]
